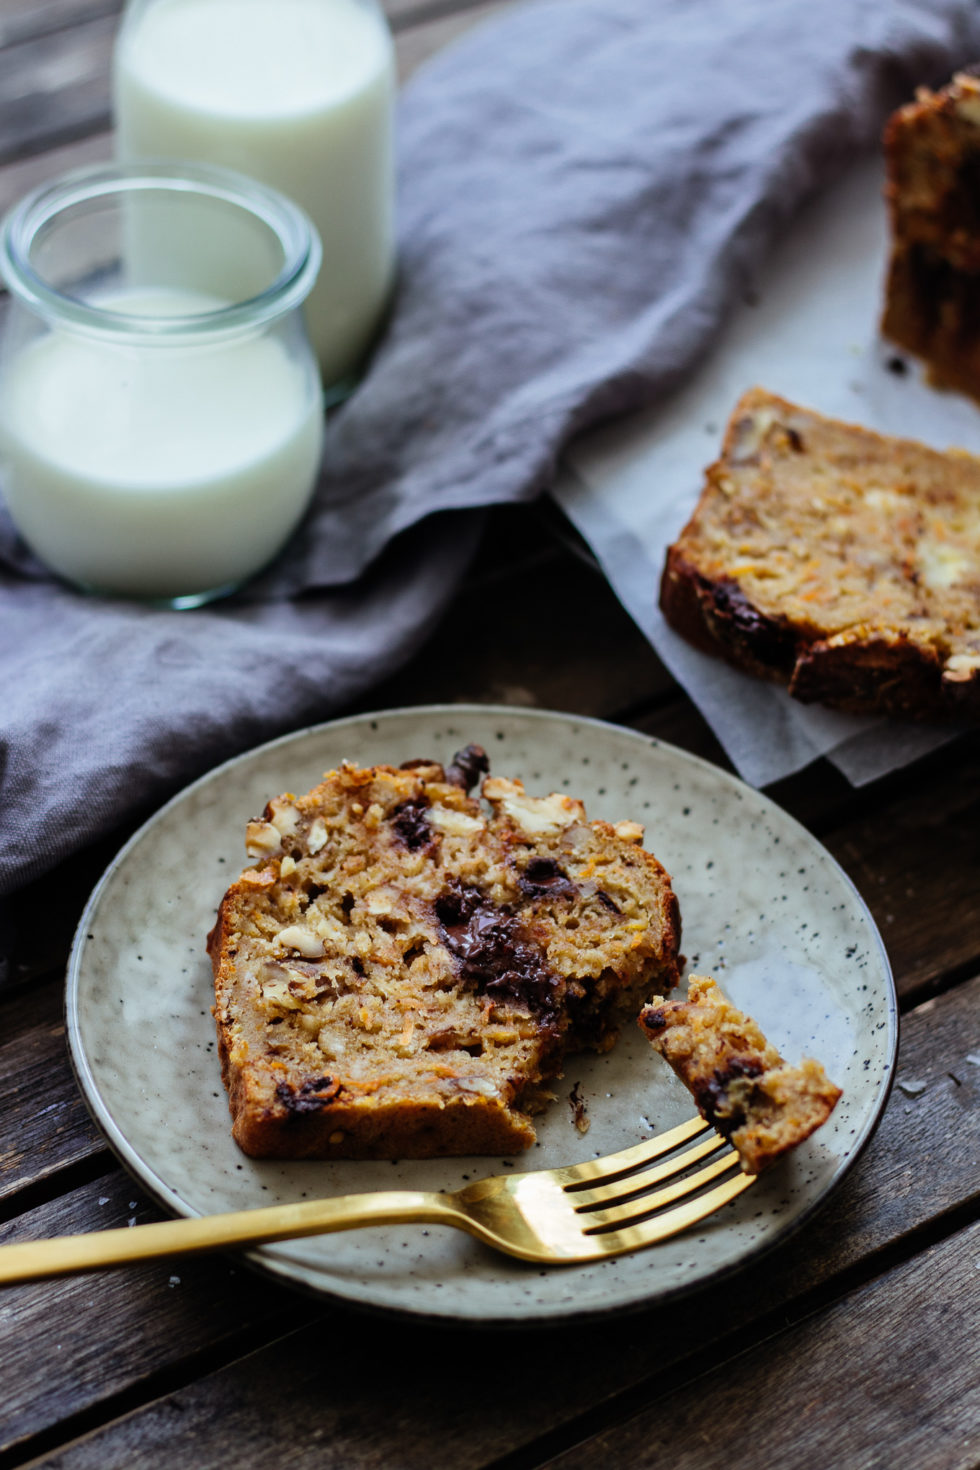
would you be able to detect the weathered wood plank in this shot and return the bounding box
[363,522,674,719]
[823,753,980,1000]
[0,0,120,53]
[0,1173,319,1460]
[8,974,979,1468]
[0,985,105,1201]
[0,15,117,164]
[544,1221,980,1470]
[0,129,111,217]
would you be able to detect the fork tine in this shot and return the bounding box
[568,1131,729,1209]
[554,1115,713,1187]
[581,1170,757,1256]
[573,1147,742,1227]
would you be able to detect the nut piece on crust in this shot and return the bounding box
[882,67,980,403]
[659,387,980,720]
[638,975,841,1174]
[208,748,683,1160]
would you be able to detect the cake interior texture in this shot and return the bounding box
[882,67,980,402]
[638,975,842,1174]
[208,748,682,1158]
[660,386,980,718]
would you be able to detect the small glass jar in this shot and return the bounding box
[113,0,396,401]
[0,161,323,608]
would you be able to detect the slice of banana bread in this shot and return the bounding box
[638,975,841,1174]
[660,387,980,718]
[208,747,682,1159]
[882,67,980,402]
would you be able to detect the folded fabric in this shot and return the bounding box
[0,516,481,895]
[3,0,980,892]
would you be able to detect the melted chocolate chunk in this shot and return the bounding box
[692,1056,764,1135]
[445,743,490,793]
[435,880,483,929]
[708,578,797,674]
[275,1075,342,1115]
[435,880,559,1020]
[518,856,578,900]
[391,799,434,851]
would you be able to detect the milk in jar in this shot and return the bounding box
[0,288,324,602]
[0,163,324,605]
[114,0,396,392]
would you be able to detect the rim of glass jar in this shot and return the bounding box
[0,160,322,342]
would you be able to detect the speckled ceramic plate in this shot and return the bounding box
[66,706,896,1326]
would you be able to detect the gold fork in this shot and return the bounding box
[0,1116,755,1284]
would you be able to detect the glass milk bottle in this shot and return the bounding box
[113,0,396,400]
[0,163,323,607]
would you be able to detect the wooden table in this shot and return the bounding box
[2,4,980,1466]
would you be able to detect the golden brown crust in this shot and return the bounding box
[882,68,980,400]
[638,975,841,1174]
[209,753,682,1159]
[659,387,980,719]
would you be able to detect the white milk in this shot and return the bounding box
[0,289,324,601]
[114,0,396,389]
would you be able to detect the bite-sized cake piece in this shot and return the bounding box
[208,747,682,1159]
[660,387,980,719]
[882,67,980,402]
[638,975,842,1174]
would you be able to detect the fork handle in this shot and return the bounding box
[0,1190,454,1286]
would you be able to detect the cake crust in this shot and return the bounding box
[638,975,842,1174]
[660,387,980,719]
[208,751,682,1159]
[882,67,980,401]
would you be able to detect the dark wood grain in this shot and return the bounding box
[823,756,980,1001]
[543,1224,980,1470]
[0,16,117,165]
[0,130,111,217]
[365,523,674,719]
[0,1176,319,1461]
[0,1,120,53]
[0,988,104,1204]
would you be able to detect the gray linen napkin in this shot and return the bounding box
[0,514,482,894]
[3,0,980,892]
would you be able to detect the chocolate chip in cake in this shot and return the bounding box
[275,1075,342,1115]
[391,799,434,851]
[445,743,490,793]
[518,856,578,900]
[436,880,560,1021]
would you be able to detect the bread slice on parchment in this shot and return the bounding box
[660,387,980,719]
